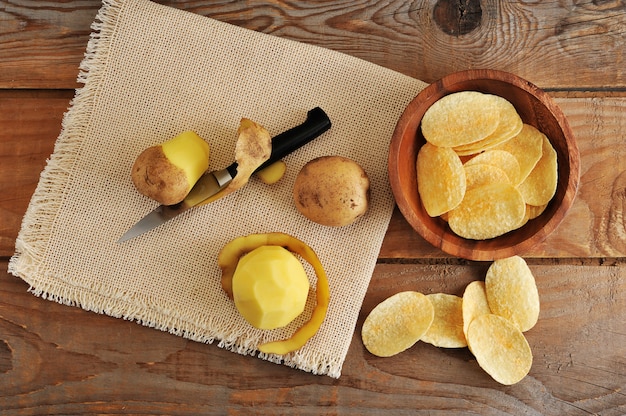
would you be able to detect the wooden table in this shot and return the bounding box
[1,1,625,414]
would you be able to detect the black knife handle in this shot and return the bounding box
[226,107,331,177]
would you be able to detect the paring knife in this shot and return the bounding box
[118,107,331,243]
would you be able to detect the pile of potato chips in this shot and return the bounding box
[416,91,558,240]
[361,256,540,385]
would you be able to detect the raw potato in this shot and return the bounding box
[218,232,330,355]
[293,156,370,226]
[131,131,210,205]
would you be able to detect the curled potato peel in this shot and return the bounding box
[198,118,272,206]
[218,232,330,355]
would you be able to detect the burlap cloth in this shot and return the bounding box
[9,0,426,378]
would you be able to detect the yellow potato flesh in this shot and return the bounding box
[232,246,309,330]
[160,131,211,191]
[218,232,330,355]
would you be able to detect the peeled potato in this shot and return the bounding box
[293,156,370,227]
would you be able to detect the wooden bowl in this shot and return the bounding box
[388,69,580,261]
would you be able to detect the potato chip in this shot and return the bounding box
[421,293,467,348]
[493,123,544,183]
[462,281,491,338]
[421,92,502,148]
[448,183,526,240]
[361,291,434,357]
[417,143,466,217]
[464,150,521,186]
[467,314,533,385]
[517,135,558,206]
[485,256,540,332]
[464,164,511,191]
[453,98,523,156]
[526,203,548,220]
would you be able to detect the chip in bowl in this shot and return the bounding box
[464,149,522,186]
[421,91,504,148]
[518,135,558,207]
[493,123,544,183]
[448,183,526,240]
[453,98,523,156]
[416,143,466,217]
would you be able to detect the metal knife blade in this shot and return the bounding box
[118,107,331,243]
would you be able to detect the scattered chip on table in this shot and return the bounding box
[467,313,533,385]
[485,256,540,332]
[421,293,467,348]
[462,281,492,338]
[361,291,434,357]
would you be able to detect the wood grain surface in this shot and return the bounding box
[1,1,625,414]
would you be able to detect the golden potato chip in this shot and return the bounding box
[464,164,511,191]
[515,205,531,230]
[417,143,466,217]
[493,123,543,184]
[421,92,502,148]
[448,183,526,240]
[467,314,533,385]
[453,98,523,156]
[361,291,434,357]
[462,281,491,338]
[526,203,548,220]
[464,150,521,186]
[421,293,467,348]
[485,256,540,332]
[517,135,558,206]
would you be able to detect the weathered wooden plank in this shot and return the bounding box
[2,94,624,259]
[0,1,625,89]
[0,91,72,256]
[1,260,624,414]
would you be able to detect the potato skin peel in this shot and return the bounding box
[218,232,330,355]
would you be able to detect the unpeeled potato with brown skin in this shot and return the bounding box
[293,156,370,226]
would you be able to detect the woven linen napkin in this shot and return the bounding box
[9,0,426,378]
